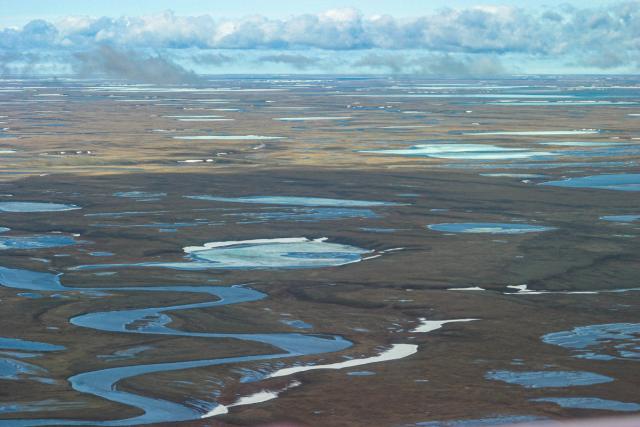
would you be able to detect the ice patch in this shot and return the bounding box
[266,344,418,378]
[202,381,301,418]
[411,318,478,333]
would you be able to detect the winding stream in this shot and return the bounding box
[0,266,353,425]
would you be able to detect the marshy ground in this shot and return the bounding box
[0,76,638,427]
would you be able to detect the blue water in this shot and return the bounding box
[0,358,36,378]
[428,223,555,234]
[360,227,397,233]
[416,415,545,427]
[347,370,376,376]
[97,346,154,362]
[0,235,78,250]
[600,215,640,223]
[73,238,371,271]
[0,337,64,352]
[0,352,40,359]
[485,370,613,388]
[539,141,634,147]
[532,397,640,412]
[0,202,80,212]
[0,400,84,415]
[225,207,379,223]
[542,323,640,361]
[480,173,547,178]
[0,266,354,425]
[443,161,636,170]
[561,146,640,158]
[488,101,638,106]
[360,144,553,160]
[279,319,313,329]
[89,252,114,257]
[0,358,52,384]
[185,195,402,207]
[112,192,166,199]
[541,174,640,191]
[17,293,43,299]
[91,221,212,230]
[85,211,169,218]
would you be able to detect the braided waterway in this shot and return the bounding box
[0,256,450,426]
[0,265,351,425]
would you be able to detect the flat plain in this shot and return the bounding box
[0,76,639,427]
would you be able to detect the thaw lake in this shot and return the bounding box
[173,135,286,140]
[464,130,599,136]
[73,238,372,270]
[0,202,80,212]
[185,195,402,207]
[428,223,555,234]
[361,144,553,160]
[2,75,640,426]
[485,370,614,388]
[0,235,78,250]
[532,397,640,412]
[600,215,640,223]
[541,174,640,191]
[542,323,640,361]
[222,207,379,222]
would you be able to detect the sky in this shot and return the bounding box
[0,0,638,78]
[0,0,624,25]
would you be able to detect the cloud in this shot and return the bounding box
[352,53,408,73]
[191,52,236,66]
[414,54,510,77]
[72,45,201,83]
[352,53,510,76]
[258,54,320,70]
[0,51,65,76]
[0,3,639,73]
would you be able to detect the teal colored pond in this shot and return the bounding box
[112,192,166,199]
[0,338,64,353]
[225,207,379,222]
[185,195,402,207]
[428,223,554,234]
[600,215,640,223]
[541,174,640,191]
[416,415,545,426]
[74,238,372,271]
[0,202,80,212]
[485,370,613,388]
[542,323,640,361]
[361,143,553,160]
[0,235,78,250]
[532,397,640,412]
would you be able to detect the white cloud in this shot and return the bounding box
[0,3,639,75]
